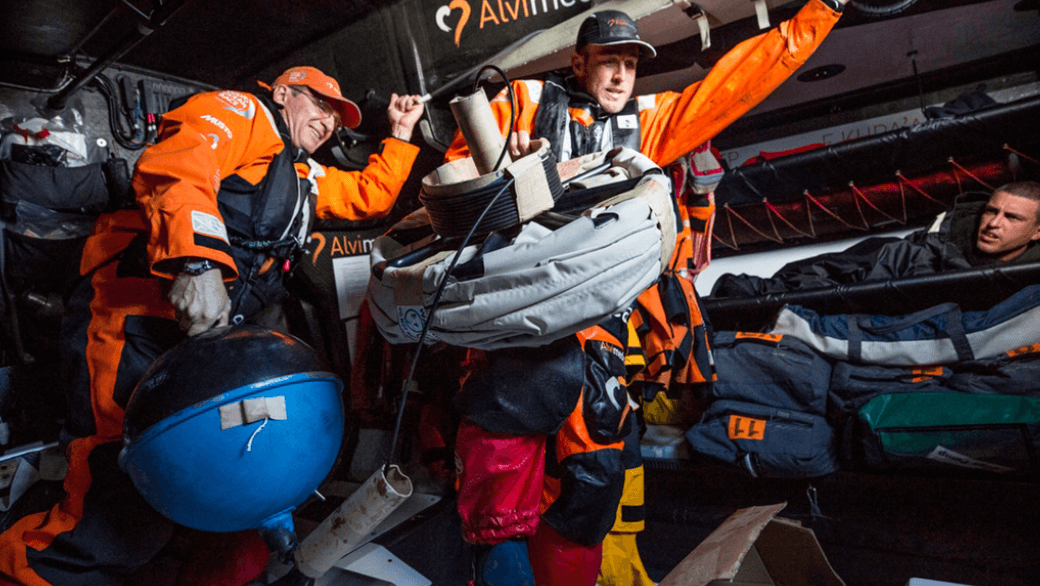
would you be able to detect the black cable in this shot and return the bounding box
[383,177,516,474]
[102,73,148,149]
[907,50,929,119]
[419,148,562,237]
[471,65,515,172]
[382,68,519,474]
[87,73,149,150]
[0,229,28,364]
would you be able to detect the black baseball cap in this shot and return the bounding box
[575,10,656,60]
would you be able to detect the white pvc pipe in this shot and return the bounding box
[294,465,414,579]
[449,90,512,175]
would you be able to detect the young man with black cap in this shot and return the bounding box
[444,2,847,585]
[0,66,423,586]
[446,0,848,167]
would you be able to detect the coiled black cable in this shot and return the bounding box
[382,67,520,474]
[419,147,562,237]
[417,65,570,237]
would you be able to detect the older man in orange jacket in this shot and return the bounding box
[0,66,423,586]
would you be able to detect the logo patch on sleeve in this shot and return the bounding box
[191,210,228,243]
[216,91,256,119]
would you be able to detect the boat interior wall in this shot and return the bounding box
[3,1,1037,187]
[707,92,1040,254]
[720,92,1040,208]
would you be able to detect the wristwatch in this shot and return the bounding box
[180,258,218,276]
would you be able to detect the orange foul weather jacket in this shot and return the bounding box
[84,89,418,287]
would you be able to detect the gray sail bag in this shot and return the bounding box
[366,149,675,350]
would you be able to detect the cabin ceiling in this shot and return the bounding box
[4,1,1035,83]
[2,0,1038,130]
[0,0,400,90]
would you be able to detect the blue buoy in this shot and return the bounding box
[119,326,344,555]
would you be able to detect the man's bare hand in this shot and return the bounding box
[508,131,548,159]
[169,268,231,336]
[388,94,425,142]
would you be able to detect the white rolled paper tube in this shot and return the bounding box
[449,90,512,175]
[294,465,413,578]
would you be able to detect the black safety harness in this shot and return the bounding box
[533,73,641,162]
[215,93,315,321]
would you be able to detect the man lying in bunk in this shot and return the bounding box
[710,180,1040,297]
[685,182,1040,482]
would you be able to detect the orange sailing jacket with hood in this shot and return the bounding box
[444,0,842,169]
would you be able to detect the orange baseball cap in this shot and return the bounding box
[268,66,362,129]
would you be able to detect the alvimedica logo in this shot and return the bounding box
[436,0,591,48]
